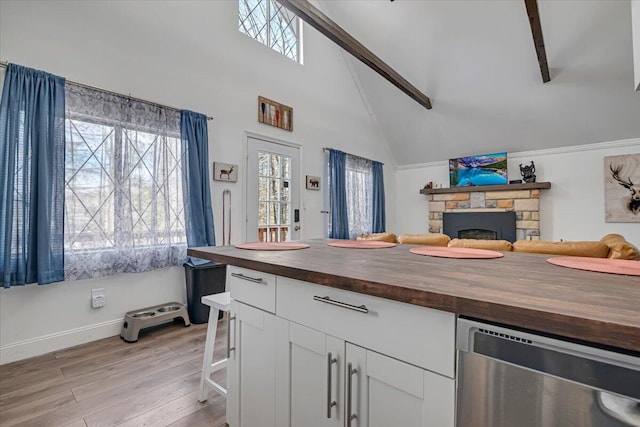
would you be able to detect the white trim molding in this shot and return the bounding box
[0,318,122,365]
[397,138,640,170]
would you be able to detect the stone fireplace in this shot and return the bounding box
[422,183,551,241]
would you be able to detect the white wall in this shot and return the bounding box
[0,0,395,364]
[395,139,640,248]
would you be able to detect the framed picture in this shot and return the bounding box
[213,162,238,182]
[449,152,508,187]
[306,175,320,190]
[605,153,640,223]
[258,96,293,131]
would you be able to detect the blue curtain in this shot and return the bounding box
[0,64,66,288]
[180,110,215,247]
[372,161,386,233]
[329,149,349,239]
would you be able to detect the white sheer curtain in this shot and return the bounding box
[64,84,187,280]
[345,154,373,239]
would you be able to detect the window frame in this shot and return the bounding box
[239,0,303,63]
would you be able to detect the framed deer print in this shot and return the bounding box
[213,162,238,182]
[604,153,640,223]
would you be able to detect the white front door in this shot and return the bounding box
[246,136,300,242]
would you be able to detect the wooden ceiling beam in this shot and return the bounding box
[524,0,551,83]
[278,0,433,109]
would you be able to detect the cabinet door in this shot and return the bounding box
[227,300,277,427]
[345,343,455,427]
[275,320,344,427]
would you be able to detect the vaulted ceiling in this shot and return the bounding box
[318,0,640,166]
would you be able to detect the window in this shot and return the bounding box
[344,155,374,238]
[239,0,302,63]
[257,150,292,242]
[64,84,186,280]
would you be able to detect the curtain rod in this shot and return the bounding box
[0,61,213,121]
[322,147,384,165]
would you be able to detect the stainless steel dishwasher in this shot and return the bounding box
[456,318,640,427]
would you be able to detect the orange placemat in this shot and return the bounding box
[235,242,310,251]
[546,257,640,276]
[409,246,504,259]
[327,240,397,249]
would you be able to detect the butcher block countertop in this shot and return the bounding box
[188,240,640,353]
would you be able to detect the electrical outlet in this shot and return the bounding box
[91,288,105,308]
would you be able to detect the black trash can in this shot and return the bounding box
[184,260,227,324]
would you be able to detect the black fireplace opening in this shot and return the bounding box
[443,212,516,243]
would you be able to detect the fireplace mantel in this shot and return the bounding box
[420,182,551,195]
[422,182,551,241]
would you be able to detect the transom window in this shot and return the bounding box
[239,0,302,63]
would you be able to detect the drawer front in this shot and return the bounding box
[228,266,276,313]
[277,277,455,378]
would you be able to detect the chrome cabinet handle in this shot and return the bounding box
[231,272,264,284]
[227,314,236,359]
[326,352,337,418]
[313,296,369,314]
[347,362,358,426]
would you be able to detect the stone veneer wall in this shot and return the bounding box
[427,189,542,241]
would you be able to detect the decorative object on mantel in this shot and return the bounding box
[519,161,537,183]
[449,152,508,187]
[547,256,640,276]
[213,162,238,182]
[235,242,310,250]
[306,175,320,190]
[604,153,639,223]
[258,96,293,131]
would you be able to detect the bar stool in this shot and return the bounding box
[198,291,231,402]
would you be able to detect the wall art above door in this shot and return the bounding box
[258,96,293,131]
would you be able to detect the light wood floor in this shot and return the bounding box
[0,319,227,427]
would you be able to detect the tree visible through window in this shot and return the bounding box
[64,84,186,281]
[239,0,302,63]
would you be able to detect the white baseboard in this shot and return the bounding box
[0,318,123,365]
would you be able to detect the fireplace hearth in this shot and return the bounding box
[443,212,516,243]
[423,183,550,242]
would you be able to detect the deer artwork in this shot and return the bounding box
[610,163,640,214]
[220,165,235,180]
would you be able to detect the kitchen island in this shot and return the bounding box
[190,239,640,427]
[189,239,640,353]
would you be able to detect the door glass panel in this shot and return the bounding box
[280,202,290,224]
[259,177,268,201]
[281,156,291,178]
[270,179,280,200]
[269,202,279,225]
[252,142,297,243]
[259,202,268,226]
[259,152,270,176]
[270,154,280,177]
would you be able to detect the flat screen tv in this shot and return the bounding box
[449,152,508,187]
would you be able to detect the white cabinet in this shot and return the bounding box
[345,343,455,427]
[275,320,344,427]
[227,266,456,427]
[227,265,277,427]
[275,321,455,427]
